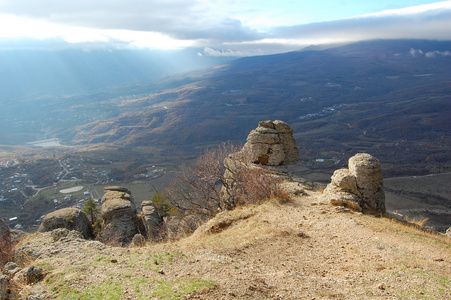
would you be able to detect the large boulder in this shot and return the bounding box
[242,120,300,166]
[141,201,161,241]
[37,208,92,239]
[100,186,138,245]
[324,153,386,214]
[220,121,299,210]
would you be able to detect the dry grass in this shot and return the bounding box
[182,201,297,250]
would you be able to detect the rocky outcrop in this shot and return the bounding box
[324,153,385,214]
[242,120,300,166]
[220,121,299,210]
[141,201,161,240]
[446,227,451,238]
[37,208,92,239]
[15,230,105,265]
[100,186,139,245]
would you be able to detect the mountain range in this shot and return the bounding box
[57,39,451,176]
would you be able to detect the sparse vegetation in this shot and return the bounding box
[0,232,14,268]
[82,198,100,224]
[151,193,179,220]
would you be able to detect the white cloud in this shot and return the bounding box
[0,1,451,53]
[425,50,451,57]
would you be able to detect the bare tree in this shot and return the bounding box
[163,143,286,220]
[163,143,242,218]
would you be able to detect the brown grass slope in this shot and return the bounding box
[18,184,451,299]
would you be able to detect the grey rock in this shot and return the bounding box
[242,120,300,166]
[273,120,293,133]
[3,262,20,278]
[103,186,132,194]
[130,233,146,247]
[13,265,44,285]
[3,262,18,272]
[50,228,70,242]
[446,227,451,237]
[330,169,357,191]
[100,187,138,245]
[324,153,385,214]
[38,208,92,239]
[141,201,161,240]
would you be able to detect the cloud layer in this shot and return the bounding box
[1,0,451,55]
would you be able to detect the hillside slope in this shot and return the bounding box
[66,39,451,176]
[16,183,451,299]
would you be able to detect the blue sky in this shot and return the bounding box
[0,0,450,55]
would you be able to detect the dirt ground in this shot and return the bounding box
[17,182,451,299]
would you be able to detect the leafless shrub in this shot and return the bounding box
[162,142,289,231]
[0,233,14,268]
[163,143,242,217]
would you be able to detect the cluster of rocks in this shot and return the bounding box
[35,186,162,246]
[323,153,386,214]
[1,218,46,299]
[99,186,162,245]
[241,120,300,166]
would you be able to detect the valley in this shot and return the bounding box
[0,39,450,233]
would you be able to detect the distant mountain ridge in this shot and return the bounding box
[64,39,451,175]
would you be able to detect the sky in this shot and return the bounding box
[0,0,450,56]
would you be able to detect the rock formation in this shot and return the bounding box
[38,208,92,239]
[141,201,161,240]
[220,120,299,210]
[324,153,386,214]
[100,186,139,245]
[446,227,451,238]
[242,120,300,166]
[15,229,105,265]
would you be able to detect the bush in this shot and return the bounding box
[151,193,179,220]
[0,228,13,268]
[163,143,287,219]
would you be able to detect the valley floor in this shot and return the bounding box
[16,183,451,299]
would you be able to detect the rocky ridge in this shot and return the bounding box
[2,179,449,299]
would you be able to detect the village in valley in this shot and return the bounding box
[0,153,167,231]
